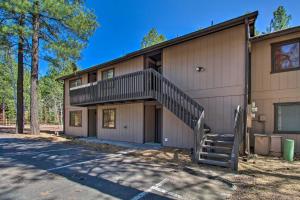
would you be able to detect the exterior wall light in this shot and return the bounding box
[196,66,205,72]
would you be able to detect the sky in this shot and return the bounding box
[40,0,300,75]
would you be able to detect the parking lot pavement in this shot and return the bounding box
[0,134,234,200]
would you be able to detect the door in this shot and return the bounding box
[88,109,97,137]
[155,108,162,143]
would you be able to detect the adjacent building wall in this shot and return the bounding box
[251,32,300,153]
[97,103,144,143]
[162,25,246,148]
[64,74,88,137]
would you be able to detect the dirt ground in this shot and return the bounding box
[1,131,299,200]
[228,156,300,200]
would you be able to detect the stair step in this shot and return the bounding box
[204,139,234,145]
[206,134,234,141]
[204,129,210,133]
[200,152,230,159]
[198,158,230,168]
[202,145,232,151]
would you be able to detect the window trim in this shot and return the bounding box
[101,68,115,80]
[69,110,82,127]
[102,108,116,129]
[274,102,300,134]
[271,38,300,74]
[69,77,82,89]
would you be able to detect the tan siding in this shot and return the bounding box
[162,24,246,141]
[162,107,194,148]
[251,32,300,153]
[65,74,88,137]
[97,56,143,80]
[97,103,144,143]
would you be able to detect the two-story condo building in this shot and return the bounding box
[59,11,300,168]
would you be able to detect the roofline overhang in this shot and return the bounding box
[58,11,258,81]
[250,26,300,43]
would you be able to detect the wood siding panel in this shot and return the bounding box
[162,107,194,148]
[251,32,300,153]
[162,25,246,139]
[97,56,143,81]
[97,103,144,143]
[65,74,88,137]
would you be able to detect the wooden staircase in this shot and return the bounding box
[194,105,243,171]
[198,133,234,168]
[70,68,243,170]
[151,69,243,170]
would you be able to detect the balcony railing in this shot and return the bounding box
[70,69,154,106]
[70,68,204,129]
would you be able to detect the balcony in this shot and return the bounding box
[70,68,204,129]
[69,69,157,106]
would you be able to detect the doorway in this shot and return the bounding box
[88,109,97,137]
[144,51,162,73]
[88,71,97,83]
[144,104,162,144]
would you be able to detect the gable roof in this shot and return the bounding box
[58,11,258,80]
[250,26,300,42]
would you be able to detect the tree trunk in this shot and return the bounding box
[17,14,25,134]
[59,102,63,126]
[30,1,40,135]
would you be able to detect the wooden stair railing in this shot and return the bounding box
[230,105,243,171]
[70,69,245,169]
[69,69,246,169]
[70,68,208,163]
[149,69,204,129]
[70,68,205,129]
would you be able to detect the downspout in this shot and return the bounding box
[243,18,251,154]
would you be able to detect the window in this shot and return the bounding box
[102,68,114,80]
[103,109,116,128]
[69,78,82,89]
[70,111,82,127]
[274,102,300,133]
[272,39,300,73]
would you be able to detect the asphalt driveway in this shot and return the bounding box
[0,134,234,200]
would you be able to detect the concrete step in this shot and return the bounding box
[198,158,230,168]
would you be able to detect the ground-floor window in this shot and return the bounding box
[70,111,82,127]
[103,108,116,129]
[274,102,300,133]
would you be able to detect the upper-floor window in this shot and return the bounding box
[272,39,300,73]
[274,102,300,133]
[102,68,114,80]
[69,78,82,89]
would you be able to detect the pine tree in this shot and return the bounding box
[141,28,166,48]
[267,6,292,33]
[1,0,98,134]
